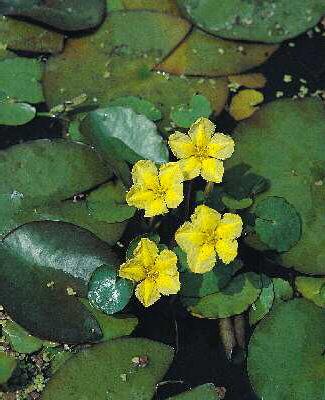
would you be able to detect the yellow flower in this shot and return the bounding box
[229,89,264,121]
[168,117,234,183]
[119,238,180,307]
[126,160,184,217]
[175,205,242,273]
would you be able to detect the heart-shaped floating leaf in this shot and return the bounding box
[0,352,17,384]
[0,221,118,343]
[88,265,134,315]
[157,28,278,76]
[0,16,64,53]
[249,275,274,325]
[184,272,261,319]
[171,94,212,128]
[255,196,302,252]
[41,338,174,400]
[87,181,135,223]
[0,0,106,31]
[82,300,138,342]
[108,0,182,15]
[82,106,169,164]
[3,321,44,354]
[167,383,221,399]
[0,99,36,125]
[248,299,325,400]
[225,98,325,274]
[108,96,162,121]
[177,0,325,43]
[43,10,229,133]
[0,57,44,103]
[0,139,111,212]
[295,276,325,308]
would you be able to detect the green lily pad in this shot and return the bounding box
[3,320,44,354]
[255,196,302,252]
[82,106,169,164]
[185,272,261,319]
[0,352,17,384]
[167,383,221,399]
[0,0,106,31]
[108,96,162,121]
[0,221,119,343]
[0,57,44,103]
[41,338,174,400]
[82,300,138,341]
[0,16,64,53]
[171,94,212,128]
[88,265,134,315]
[225,98,325,274]
[296,276,325,308]
[177,0,325,43]
[157,28,278,76]
[0,139,111,212]
[0,100,36,126]
[249,275,274,325]
[87,181,135,223]
[248,299,325,400]
[43,11,229,133]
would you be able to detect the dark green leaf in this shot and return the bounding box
[0,101,36,125]
[221,195,253,210]
[255,196,302,252]
[272,278,293,304]
[0,221,118,343]
[82,106,169,164]
[248,299,325,400]
[41,338,174,400]
[88,265,134,315]
[249,275,274,325]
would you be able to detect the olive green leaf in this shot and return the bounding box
[108,96,162,121]
[41,338,174,400]
[3,321,44,354]
[0,352,17,384]
[167,383,222,399]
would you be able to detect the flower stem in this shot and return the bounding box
[204,181,214,198]
[219,317,236,361]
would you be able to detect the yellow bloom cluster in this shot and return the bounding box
[119,238,180,307]
[176,205,243,273]
[121,117,242,306]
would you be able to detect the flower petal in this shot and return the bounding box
[156,273,180,295]
[155,249,178,275]
[143,197,168,217]
[201,158,224,183]
[131,160,159,190]
[175,221,206,253]
[126,186,156,209]
[215,239,238,264]
[133,238,158,268]
[191,205,221,232]
[164,184,184,209]
[159,162,183,189]
[187,243,216,273]
[178,156,201,180]
[188,117,215,147]
[207,133,235,160]
[119,259,146,282]
[216,213,243,241]
[168,132,195,159]
[135,279,161,307]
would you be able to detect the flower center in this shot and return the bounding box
[194,145,208,159]
[146,270,159,281]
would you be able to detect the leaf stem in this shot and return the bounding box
[204,181,214,198]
